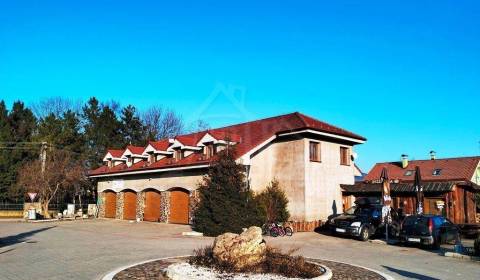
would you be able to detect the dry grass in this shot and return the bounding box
[189,246,323,278]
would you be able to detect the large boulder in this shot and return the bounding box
[212,226,266,270]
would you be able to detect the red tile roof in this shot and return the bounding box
[363,156,480,183]
[107,149,124,158]
[90,112,365,176]
[126,145,145,155]
[148,140,170,151]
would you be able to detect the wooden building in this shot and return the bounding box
[342,155,480,224]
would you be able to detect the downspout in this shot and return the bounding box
[245,164,251,192]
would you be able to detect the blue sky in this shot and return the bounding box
[0,1,479,171]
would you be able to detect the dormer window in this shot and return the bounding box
[432,169,442,176]
[205,143,215,159]
[107,160,113,168]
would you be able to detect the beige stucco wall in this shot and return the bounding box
[248,137,356,222]
[249,138,306,221]
[97,169,205,193]
[303,140,355,221]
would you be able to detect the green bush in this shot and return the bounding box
[192,147,265,236]
[256,179,290,223]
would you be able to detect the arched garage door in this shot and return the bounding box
[104,191,117,218]
[123,190,137,220]
[143,190,161,222]
[169,189,189,224]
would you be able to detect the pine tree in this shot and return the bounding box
[0,101,12,201]
[193,148,265,236]
[1,101,37,201]
[120,105,144,146]
[82,97,122,169]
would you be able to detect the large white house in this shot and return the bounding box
[89,112,366,231]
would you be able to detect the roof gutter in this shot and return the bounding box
[278,129,366,144]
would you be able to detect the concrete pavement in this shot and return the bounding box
[1,219,478,280]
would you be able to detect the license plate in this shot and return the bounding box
[336,228,346,233]
[408,238,421,242]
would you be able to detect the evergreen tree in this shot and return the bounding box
[256,180,290,223]
[0,101,12,201]
[37,110,84,157]
[120,105,144,146]
[1,101,37,201]
[193,148,265,236]
[82,97,122,169]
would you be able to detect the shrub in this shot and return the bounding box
[256,179,290,223]
[189,245,323,278]
[193,147,265,236]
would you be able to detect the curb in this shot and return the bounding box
[100,255,190,280]
[444,252,480,261]
[100,255,392,280]
[310,258,395,280]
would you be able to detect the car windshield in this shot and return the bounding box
[344,206,379,216]
[404,216,428,226]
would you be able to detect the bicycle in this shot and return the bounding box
[262,222,294,237]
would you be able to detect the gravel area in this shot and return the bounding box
[112,257,385,280]
[308,259,385,280]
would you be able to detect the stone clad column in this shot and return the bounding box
[160,191,170,223]
[136,191,145,221]
[115,192,124,219]
[97,192,105,218]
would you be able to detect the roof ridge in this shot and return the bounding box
[373,155,480,165]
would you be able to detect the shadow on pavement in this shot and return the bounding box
[0,226,56,248]
[382,265,440,280]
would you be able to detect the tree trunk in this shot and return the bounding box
[42,199,51,219]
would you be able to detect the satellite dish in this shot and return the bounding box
[352,152,358,160]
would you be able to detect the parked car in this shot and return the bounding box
[328,202,402,241]
[399,214,459,249]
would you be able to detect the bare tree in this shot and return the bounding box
[142,106,185,141]
[30,97,81,118]
[17,149,86,218]
[189,119,210,133]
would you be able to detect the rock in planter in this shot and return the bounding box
[212,226,266,270]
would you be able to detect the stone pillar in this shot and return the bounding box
[160,191,170,223]
[136,191,145,221]
[115,192,124,219]
[189,190,200,224]
[97,192,106,218]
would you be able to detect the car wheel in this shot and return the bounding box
[359,226,370,241]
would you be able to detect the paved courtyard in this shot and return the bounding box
[0,219,478,280]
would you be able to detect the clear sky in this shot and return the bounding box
[1,1,479,171]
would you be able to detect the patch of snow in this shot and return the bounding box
[166,262,323,280]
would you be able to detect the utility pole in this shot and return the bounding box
[40,142,48,175]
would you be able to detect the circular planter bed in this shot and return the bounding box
[107,257,389,280]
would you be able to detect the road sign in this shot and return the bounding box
[27,192,37,202]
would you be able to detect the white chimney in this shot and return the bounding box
[401,154,409,169]
[430,150,436,160]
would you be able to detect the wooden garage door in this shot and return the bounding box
[169,189,189,224]
[143,190,161,222]
[104,191,117,218]
[123,190,137,220]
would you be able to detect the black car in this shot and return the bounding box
[328,202,401,241]
[399,215,459,249]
